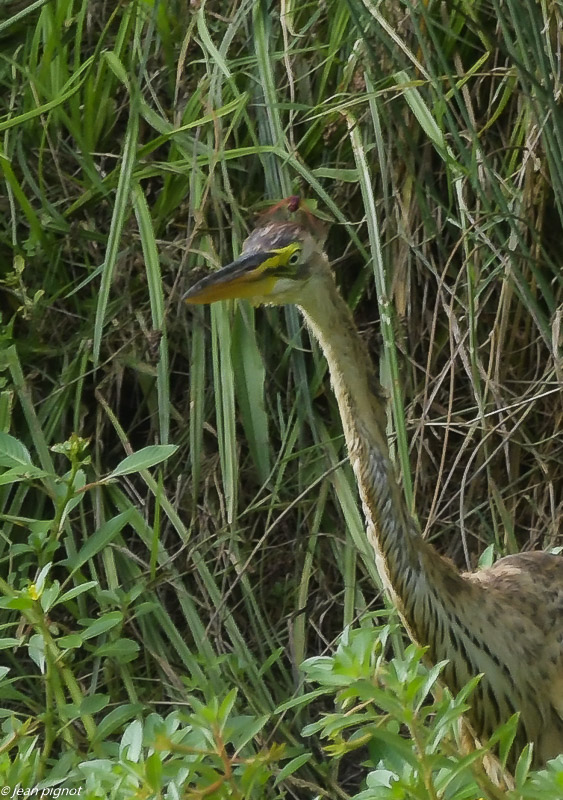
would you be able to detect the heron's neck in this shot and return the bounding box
[298,271,468,643]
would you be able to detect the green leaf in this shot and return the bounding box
[93,704,145,744]
[312,167,359,182]
[81,694,110,715]
[57,634,83,649]
[93,90,139,365]
[365,769,396,788]
[228,715,269,751]
[478,543,495,569]
[145,752,163,791]
[67,511,133,573]
[275,688,330,713]
[28,634,46,673]
[0,637,23,649]
[54,468,87,518]
[58,703,80,722]
[0,597,34,611]
[196,7,231,78]
[34,563,51,593]
[40,581,61,612]
[132,184,170,445]
[103,51,129,87]
[55,581,99,606]
[79,611,123,640]
[107,445,178,478]
[0,432,33,468]
[274,753,312,786]
[120,719,143,761]
[0,465,48,485]
[94,638,140,662]
[231,307,271,484]
[393,70,450,158]
[514,743,533,788]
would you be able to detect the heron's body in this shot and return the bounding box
[185,214,563,768]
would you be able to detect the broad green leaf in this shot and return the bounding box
[40,581,61,612]
[0,465,48,485]
[0,432,33,468]
[478,543,495,569]
[56,581,99,606]
[79,611,123,640]
[58,703,80,722]
[0,637,23,649]
[94,704,145,744]
[120,719,143,761]
[80,694,110,715]
[0,597,34,611]
[107,445,178,478]
[94,638,140,662]
[145,752,162,791]
[28,634,46,673]
[57,634,83,649]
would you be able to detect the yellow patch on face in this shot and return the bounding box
[249,253,283,275]
[239,244,300,278]
[270,243,301,266]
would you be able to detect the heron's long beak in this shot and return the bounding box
[183,252,278,304]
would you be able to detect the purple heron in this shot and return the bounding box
[184,209,563,769]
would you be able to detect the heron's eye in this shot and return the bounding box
[288,251,300,266]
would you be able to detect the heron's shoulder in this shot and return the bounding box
[469,550,563,583]
[466,551,563,621]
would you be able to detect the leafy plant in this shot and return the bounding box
[0,0,561,796]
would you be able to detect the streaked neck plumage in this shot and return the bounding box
[296,256,470,650]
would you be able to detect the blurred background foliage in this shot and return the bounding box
[0,0,561,797]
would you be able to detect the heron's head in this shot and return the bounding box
[184,221,328,307]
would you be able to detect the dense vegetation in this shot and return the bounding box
[0,0,561,797]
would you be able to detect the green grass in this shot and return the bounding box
[0,0,561,797]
